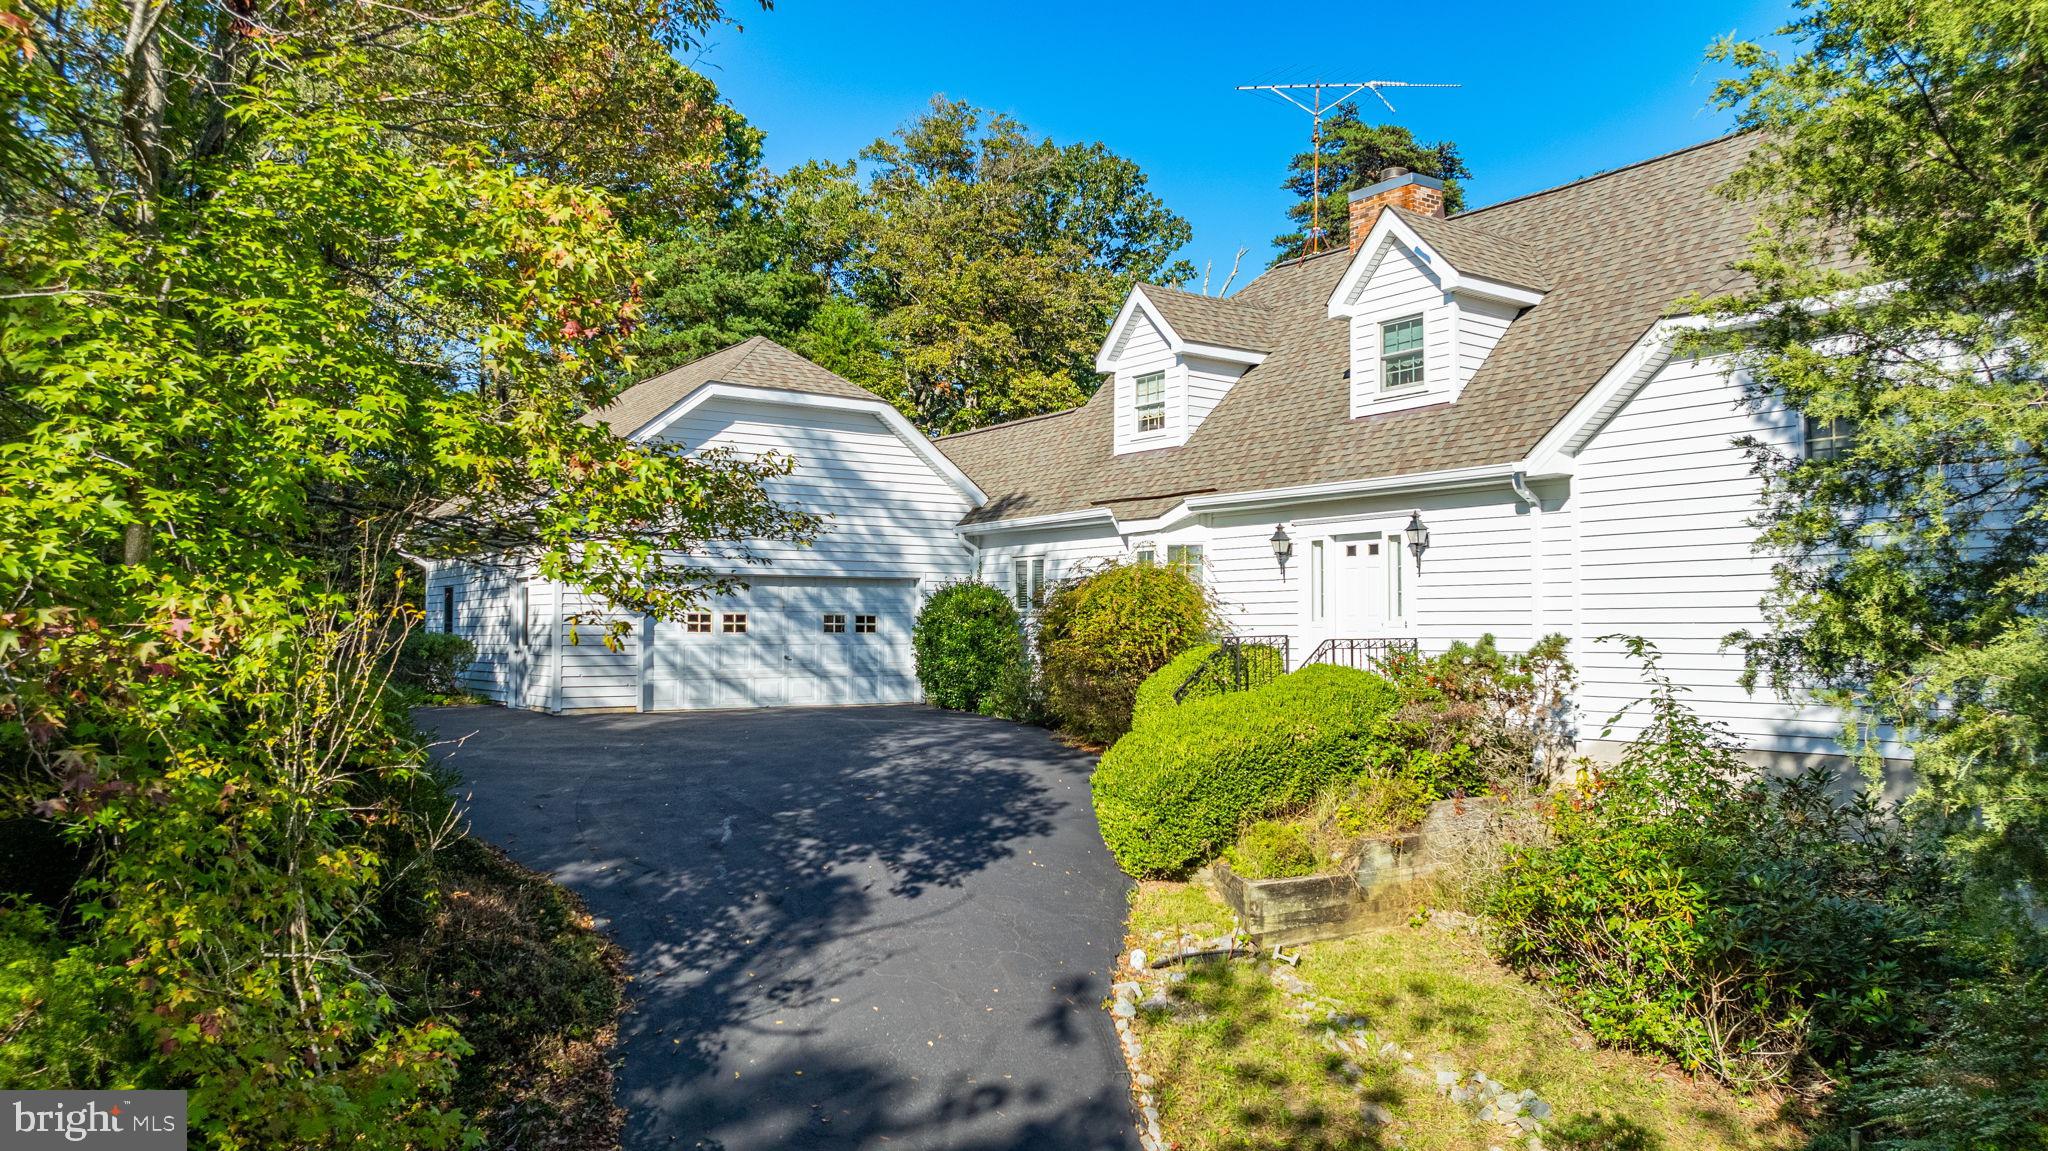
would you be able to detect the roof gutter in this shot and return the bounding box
[958,506,1119,535]
[1180,461,1523,515]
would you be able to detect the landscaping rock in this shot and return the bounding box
[1362,1103,1395,1126]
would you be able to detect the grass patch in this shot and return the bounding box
[1125,883,1804,1151]
[387,837,625,1151]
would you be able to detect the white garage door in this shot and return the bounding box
[643,580,920,710]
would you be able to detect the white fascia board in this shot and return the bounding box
[1094,288,1176,372]
[1327,211,1547,316]
[1179,462,1521,517]
[1443,273,1546,309]
[624,382,987,506]
[957,506,1119,536]
[1521,317,1714,472]
[1178,340,1268,366]
[1096,287,1268,370]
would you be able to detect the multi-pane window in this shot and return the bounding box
[822,613,846,634]
[1134,371,1166,433]
[1309,539,1325,622]
[1134,544,1157,565]
[1012,556,1047,610]
[1804,414,1855,461]
[854,614,878,634]
[721,612,748,634]
[684,611,712,633]
[1380,315,1425,390]
[1166,543,1204,584]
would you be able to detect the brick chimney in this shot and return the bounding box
[1347,166,1446,253]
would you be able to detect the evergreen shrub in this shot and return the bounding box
[1091,664,1423,877]
[911,582,1025,712]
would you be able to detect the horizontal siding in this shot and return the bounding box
[1347,241,1452,415]
[1184,355,1247,440]
[1574,353,1892,758]
[557,586,638,710]
[424,561,551,709]
[655,396,974,583]
[1111,311,1181,454]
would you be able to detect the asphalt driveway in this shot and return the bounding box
[420,705,1135,1151]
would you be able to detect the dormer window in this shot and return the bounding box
[1379,316,1425,391]
[1134,371,1167,432]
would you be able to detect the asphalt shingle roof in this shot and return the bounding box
[939,133,1768,527]
[582,335,873,436]
[1140,284,1274,352]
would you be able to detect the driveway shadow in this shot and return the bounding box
[422,705,1134,1151]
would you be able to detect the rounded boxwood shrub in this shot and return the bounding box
[1036,562,1213,744]
[1091,664,1416,877]
[1130,643,1219,730]
[912,582,1025,711]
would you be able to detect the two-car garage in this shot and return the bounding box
[641,579,920,710]
[420,337,984,714]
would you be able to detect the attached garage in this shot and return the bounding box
[642,579,920,710]
[421,338,982,713]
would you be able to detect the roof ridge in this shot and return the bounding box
[1141,282,1270,309]
[1452,131,1748,222]
[934,405,1087,442]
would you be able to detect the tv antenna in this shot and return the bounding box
[1237,80,1459,255]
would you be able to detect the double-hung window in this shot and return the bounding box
[1134,371,1166,433]
[1804,413,1855,462]
[1379,315,1425,390]
[1012,557,1047,611]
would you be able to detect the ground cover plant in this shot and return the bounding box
[1123,882,1802,1151]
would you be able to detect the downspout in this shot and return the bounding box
[1509,471,1544,639]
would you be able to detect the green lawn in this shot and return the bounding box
[1124,882,1807,1151]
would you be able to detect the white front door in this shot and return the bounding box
[1330,534,1391,635]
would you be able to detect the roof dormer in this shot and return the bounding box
[1326,183,1550,419]
[1097,284,1270,455]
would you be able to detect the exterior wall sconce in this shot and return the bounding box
[1269,524,1293,566]
[1405,510,1431,564]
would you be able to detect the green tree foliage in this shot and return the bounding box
[787,98,1196,433]
[910,582,1025,712]
[0,0,814,1142]
[1697,0,2048,884]
[1035,561,1213,744]
[1271,106,1471,259]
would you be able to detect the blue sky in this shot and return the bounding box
[693,0,1796,282]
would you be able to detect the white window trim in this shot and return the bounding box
[1378,313,1427,393]
[1012,556,1047,611]
[1134,370,1167,434]
[1297,515,1420,636]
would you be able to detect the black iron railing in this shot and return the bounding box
[1173,635,1291,702]
[1304,636,1419,674]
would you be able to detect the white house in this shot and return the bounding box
[424,133,1875,769]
